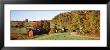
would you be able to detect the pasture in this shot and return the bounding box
[30,33,99,40]
[11,27,99,40]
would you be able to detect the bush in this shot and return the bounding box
[31,20,50,34]
[49,28,56,34]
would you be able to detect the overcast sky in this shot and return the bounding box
[11,10,71,21]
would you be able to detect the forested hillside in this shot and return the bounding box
[52,10,100,35]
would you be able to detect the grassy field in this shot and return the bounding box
[11,28,99,40]
[11,27,27,34]
[27,32,99,40]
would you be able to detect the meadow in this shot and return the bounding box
[31,33,99,40]
[11,27,99,40]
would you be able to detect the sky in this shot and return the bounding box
[11,10,71,21]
